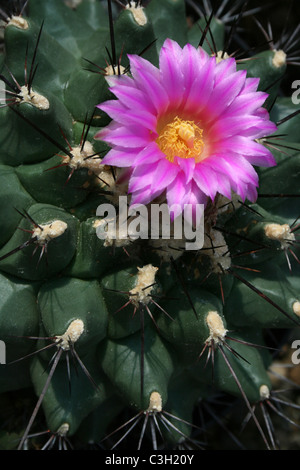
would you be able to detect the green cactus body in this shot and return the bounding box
[0,0,299,451]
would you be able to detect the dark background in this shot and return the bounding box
[184,0,300,96]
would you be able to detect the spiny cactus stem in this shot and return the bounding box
[102,411,144,450]
[55,423,70,438]
[263,139,300,154]
[147,391,162,413]
[54,319,84,351]
[9,340,57,366]
[272,49,287,68]
[0,237,36,262]
[16,321,96,449]
[26,423,71,450]
[2,0,29,25]
[48,122,103,175]
[9,106,74,159]
[198,8,215,50]
[170,256,198,318]
[61,141,96,170]
[27,20,44,94]
[237,200,262,217]
[7,15,28,30]
[53,321,99,391]
[264,222,297,267]
[140,306,145,400]
[203,229,231,273]
[205,311,227,345]
[260,384,271,400]
[149,296,175,321]
[0,6,10,21]
[222,0,249,58]
[106,392,202,450]
[250,388,300,449]
[293,302,300,317]
[228,267,300,326]
[1,65,21,93]
[225,335,277,353]
[129,265,158,307]
[39,423,71,450]
[107,0,117,67]
[33,220,68,246]
[214,225,268,249]
[15,207,42,230]
[3,89,20,102]
[263,73,286,93]
[217,344,271,450]
[80,110,95,152]
[0,216,68,264]
[67,345,100,391]
[125,2,147,27]
[105,63,126,76]
[17,348,63,450]
[291,218,300,231]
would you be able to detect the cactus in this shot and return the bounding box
[0,0,300,450]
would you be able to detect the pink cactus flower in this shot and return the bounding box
[95,39,277,221]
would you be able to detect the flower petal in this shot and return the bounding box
[96,38,278,216]
[193,163,220,200]
[136,142,165,165]
[150,158,179,192]
[216,136,276,167]
[129,156,178,193]
[182,57,215,115]
[130,185,164,207]
[128,54,170,115]
[159,39,184,109]
[175,156,195,183]
[109,84,155,115]
[167,173,190,219]
[101,147,139,167]
[99,100,157,131]
[183,180,207,226]
[206,70,247,119]
[99,123,152,148]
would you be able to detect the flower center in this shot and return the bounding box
[156,116,204,163]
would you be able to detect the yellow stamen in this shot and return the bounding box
[156,116,204,163]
